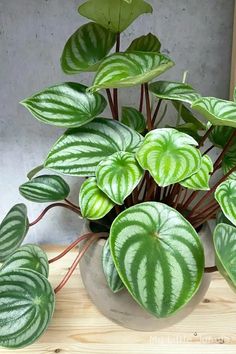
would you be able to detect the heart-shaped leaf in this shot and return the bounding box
[136,128,201,187]
[61,22,116,74]
[127,33,161,52]
[172,102,206,130]
[21,83,107,128]
[0,269,55,349]
[102,239,124,293]
[79,177,114,220]
[215,180,236,226]
[121,106,146,133]
[19,175,70,203]
[110,202,204,318]
[0,204,29,262]
[45,118,143,176]
[180,155,213,191]
[173,123,202,143]
[89,52,174,92]
[209,126,235,148]
[78,0,153,33]
[0,244,49,278]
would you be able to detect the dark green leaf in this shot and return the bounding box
[172,102,206,130]
[121,106,146,133]
[127,33,161,52]
[209,126,235,148]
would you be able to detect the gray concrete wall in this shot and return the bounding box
[0,0,234,244]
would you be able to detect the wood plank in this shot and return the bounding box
[230,0,236,98]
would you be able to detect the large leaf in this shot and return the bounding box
[78,0,153,33]
[0,269,55,349]
[61,22,116,74]
[89,52,174,92]
[215,180,236,226]
[127,33,161,52]
[19,175,70,203]
[96,151,143,205]
[209,126,235,148]
[45,118,143,176]
[110,202,204,318]
[136,128,202,187]
[192,97,236,128]
[21,83,107,128]
[172,102,206,130]
[0,204,28,262]
[121,106,146,133]
[0,244,49,278]
[79,177,114,220]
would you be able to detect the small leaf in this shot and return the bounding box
[19,175,70,203]
[222,142,236,180]
[96,151,143,205]
[110,202,204,318]
[121,106,146,133]
[0,204,28,262]
[102,239,124,293]
[21,83,107,128]
[61,22,116,74]
[215,180,236,226]
[0,269,55,349]
[136,128,201,187]
[79,178,114,220]
[127,33,161,52]
[209,126,235,148]
[78,0,153,33]
[172,102,206,130]
[90,52,174,92]
[27,164,44,180]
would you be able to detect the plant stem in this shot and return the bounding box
[204,266,218,273]
[139,84,144,113]
[213,130,236,170]
[113,33,121,120]
[106,89,116,119]
[182,191,199,210]
[64,198,80,210]
[152,99,162,126]
[198,125,214,147]
[144,83,153,131]
[203,145,214,156]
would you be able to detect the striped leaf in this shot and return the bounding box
[222,143,236,180]
[89,52,174,92]
[209,126,235,148]
[192,97,236,128]
[102,239,124,293]
[110,202,204,318]
[172,123,202,143]
[0,204,28,262]
[0,269,55,349]
[21,83,107,128]
[180,155,213,191]
[215,180,236,226]
[121,106,146,133]
[172,102,206,130]
[0,244,49,278]
[136,128,202,187]
[96,151,143,205]
[45,118,143,176]
[19,175,70,203]
[149,81,201,105]
[79,178,114,220]
[78,0,153,33]
[61,22,116,74]
[127,33,161,52]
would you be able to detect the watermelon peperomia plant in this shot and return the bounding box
[1,0,236,348]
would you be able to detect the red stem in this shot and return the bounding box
[144,83,153,131]
[152,99,162,126]
[113,33,120,120]
[106,89,116,119]
[139,84,144,113]
[64,198,80,210]
[203,145,214,156]
[198,125,214,147]
[213,130,236,170]
[204,266,218,273]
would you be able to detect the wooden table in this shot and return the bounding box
[1,245,236,354]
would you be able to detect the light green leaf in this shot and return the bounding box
[0,204,29,262]
[79,177,114,220]
[172,123,202,143]
[89,52,174,92]
[0,269,55,349]
[136,128,201,187]
[127,33,161,52]
[61,22,116,74]
[180,155,213,191]
[96,151,143,205]
[110,202,204,318]
[21,83,107,128]
[121,106,146,133]
[102,239,124,293]
[209,126,235,148]
[78,0,153,33]
[45,118,143,176]
[172,102,206,130]
[27,164,44,180]
[215,180,236,226]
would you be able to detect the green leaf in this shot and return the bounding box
[215,180,236,226]
[79,177,114,220]
[149,81,201,105]
[180,155,213,191]
[136,128,202,187]
[78,0,153,33]
[222,143,236,180]
[0,244,49,278]
[173,123,202,143]
[89,52,174,92]
[110,202,204,318]
[192,97,236,128]
[121,106,146,133]
[0,269,55,349]
[209,126,235,148]
[61,22,116,74]
[21,83,107,128]
[27,164,44,180]
[0,204,29,262]
[96,151,143,205]
[102,239,124,293]
[172,102,206,130]
[216,211,234,226]
[45,118,143,176]
[19,175,70,203]
[127,33,161,52]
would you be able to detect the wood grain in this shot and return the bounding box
[230,0,236,98]
[1,245,236,354]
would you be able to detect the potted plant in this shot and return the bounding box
[1,0,236,348]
